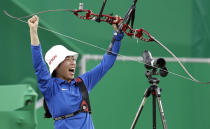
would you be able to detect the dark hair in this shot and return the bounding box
[43,99,52,118]
[52,70,57,77]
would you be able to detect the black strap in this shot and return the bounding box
[53,109,82,121]
[107,36,118,56]
[76,77,92,112]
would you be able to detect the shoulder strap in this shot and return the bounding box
[75,77,91,113]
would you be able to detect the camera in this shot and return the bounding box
[142,50,168,77]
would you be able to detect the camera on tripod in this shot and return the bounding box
[142,50,168,78]
[130,50,169,129]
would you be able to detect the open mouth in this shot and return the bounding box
[69,68,75,74]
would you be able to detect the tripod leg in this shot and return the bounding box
[130,97,148,129]
[152,92,156,129]
[130,88,151,129]
[156,88,168,129]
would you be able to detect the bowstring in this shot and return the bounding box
[3,10,208,84]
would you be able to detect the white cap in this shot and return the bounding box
[45,45,78,75]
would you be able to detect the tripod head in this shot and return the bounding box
[145,69,160,84]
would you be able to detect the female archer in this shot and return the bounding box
[28,15,124,129]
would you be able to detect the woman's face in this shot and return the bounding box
[56,56,76,81]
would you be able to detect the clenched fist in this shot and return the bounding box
[28,15,40,46]
[28,15,39,33]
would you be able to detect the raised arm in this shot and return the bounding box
[80,16,124,92]
[28,15,40,46]
[28,15,51,95]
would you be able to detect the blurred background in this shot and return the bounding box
[0,0,210,129]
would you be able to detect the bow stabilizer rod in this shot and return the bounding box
[107,0,139,55]
[95,0,107,22]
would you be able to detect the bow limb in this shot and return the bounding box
[3,9,118,24]
[151,36,210,84]
[127,27,210,84]
[3,9,75,20]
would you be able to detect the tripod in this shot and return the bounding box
[130,70,168,129]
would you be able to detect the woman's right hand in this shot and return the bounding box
[28,15,39,33]
[28,15,40,46]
